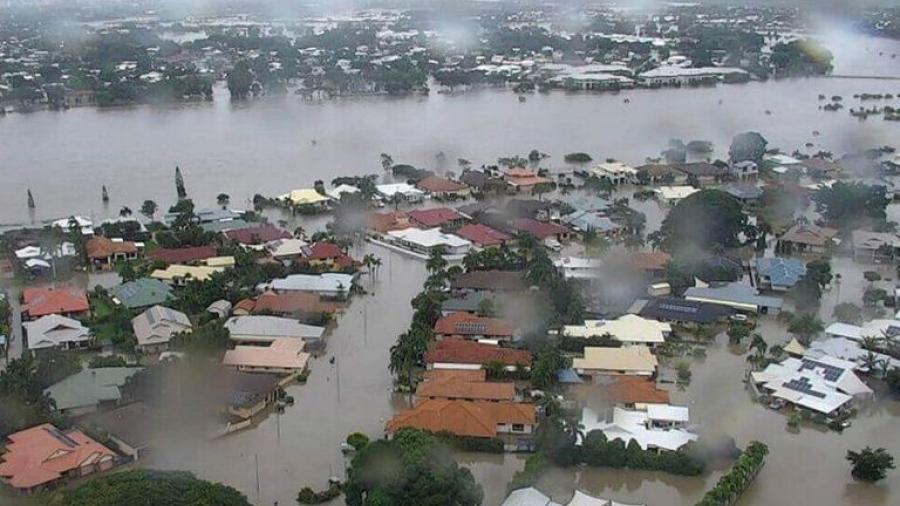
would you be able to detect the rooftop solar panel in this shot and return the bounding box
[782,377,826,399]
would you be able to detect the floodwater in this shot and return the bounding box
[1,26,900,506]
[2,31,900,226]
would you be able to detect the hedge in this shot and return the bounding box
[695,441,768,506]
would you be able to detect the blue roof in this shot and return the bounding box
[559,195,611,213]
[557,368,584,384]
[755,257,806,288]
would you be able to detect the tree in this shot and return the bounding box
[864,271,882,285]
[846,448,895,482]
[343,429,483,506]
[658,190,747,252]
[788,314,824,346]
[806,259,833,288]
[792,275,822,312]
[226,60,254,99]
[729,131,768,164]
[140,200,158,221]
[531,182,555,201]
[813,182,889,226]
[175,166,187,200]
[380,153,394,172]
[216,193,230,209]
[531,345,569,390]
[49,470,251,506]
[833,303,863,325]
[389,326,429,397]
[119,206,132,218]
[728,323,751,345]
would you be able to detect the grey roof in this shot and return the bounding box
[44,367,143,411]
[224,315,325,341]
[163,208,243,226]
[268,273,354,294]
[501,487,561,506]
[562,211,620,233]
[84,402,158,451]
[638,297,733,324]
[200,218,250,233]
[131,305,192,347]
[723,183,763,200]
[685,282,783,310]
[24,314,92,350]
[559,194,611,213]
[755,257,806,288]
[441,292,495,313]
[112,278,173,309]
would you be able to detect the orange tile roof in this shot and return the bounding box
[85,236,137,260]
[252,291,338,315]
[425,339,532,367]
[22,287,89,318]
[415,175,469,193]
[369,211,411,233]
[423,369,487,383]
[386,400,534,438]
[416,378,515,402]
[0,424,116,490]
[602,376,670,405]
[433,311,514,338]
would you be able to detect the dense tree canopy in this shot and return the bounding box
[846,447,895,482]
[812,182,889,226]
[658,190,748,252]
[49,470,251,506]
[343,428,483,506]
[729,132,767,164]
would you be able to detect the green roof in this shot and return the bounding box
[44,367,144,411]
[112,278,173,309]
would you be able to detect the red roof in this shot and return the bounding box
[252,291,338,315]
[148,246,218,264]
[415,175,469,194]
[433,311,514,338]
[225,224,291,245]
[425,339,532,367]
[369,211,410,233]
[408,208,466,228]
[22,287,89,318]
[510,219,569,240]
[602,376,671,405]
[0,424,116,490]
[454,223,511,247]
[304,242,344,260]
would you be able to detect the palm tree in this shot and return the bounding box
[861,351,880,374]
[426,246,448,274]
[860,335,881,352]
[119,206,132,218]
[217,193,230,209]
[140,200,158,221]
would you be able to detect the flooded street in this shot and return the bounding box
[137,242,422,506]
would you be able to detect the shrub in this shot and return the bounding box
[346,432,370,451]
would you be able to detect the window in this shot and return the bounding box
[512,424,525,432]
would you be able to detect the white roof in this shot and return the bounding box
[592,162,637,176]
[15,246,42,259]
[266,238,308,258]
[501,487,560,506]
[655,185,699,201]
[268,273,354,294]
[573,346,658,374]
[23,314,91,350]
[376,183,425,198]
[751,354,871,415]
[50,215,93,230]
[326,184,360,200]
[826,319,900,342]
[131,305,192,347]
[225,315,324,341]
[646,404,690,423]
[824,322,862,340]
[387,227,471,249]
[223,338,311,370]
[809,337,900,371]
[581,406,697,452]
[564,315,670,344]
[639,65,746,78]
[766,154,803,165]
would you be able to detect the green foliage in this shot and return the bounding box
[813,182,889,226]
[846,447,894,482]
[171,320,229,358]
[347,432,371,451]
[227,60,255,99]
[462,246,525,272]
[49,469,251,506]
[508,453,551,492]
[432,431,505,453]
[695,442,768,506]
[558,334,621,353]
[729,132,768,164]
[343,428,483,506]
[771,39,834,77]
[297,484,342,504]
[833,302,863,325]
[581,431,706,475]
[728,323,751,345]
[0,355,58,437]
[564,152,593,163]
[787,314,824,346]
[659,190,747,252]
[530,345,570,390]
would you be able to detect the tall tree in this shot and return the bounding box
[175,166,187,200]
[658,190,747,252]
[140,200,158,221]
